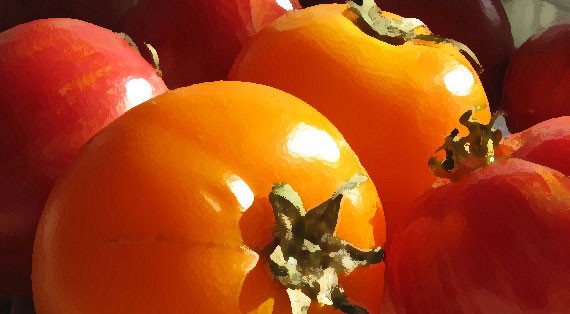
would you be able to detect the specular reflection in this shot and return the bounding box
[286,123,341,163]
[125,77,154,110]
[226,174,255,212]
[443,64,474,96]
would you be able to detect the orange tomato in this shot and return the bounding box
[32,81,386,313]
[229,2,491,238]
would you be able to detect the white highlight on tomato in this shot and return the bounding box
[444,64,475,96]
[125,77,154,110]
[276,0,294,11]
[200,190,222,213]
[226,174,255,212]
[287,123,341,163]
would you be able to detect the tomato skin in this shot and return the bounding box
[501,116,570,176]
[379,0,514,109]
[0,18,167,297]
[229,3,491,239]
[121,0,301,89]
[32,81,386,313]
[387,158,570,313]
[502,23,570,133]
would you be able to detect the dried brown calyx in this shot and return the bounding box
[344,0,481,72]
[267,174,384,314]
[429,110,505,181]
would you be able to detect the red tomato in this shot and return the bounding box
[387,115,570,313]
[121,0,301,88]
[0,18,167,301]
[502,22,570,133]
[502,116,570,175]
[0,0,300,90]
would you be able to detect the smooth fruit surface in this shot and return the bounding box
[387,158,570,313]
[33,81,386,313]
[229,3,491,238]
[379,0,514,109]
[501,116,570,175]
[0,18,167,297]
[122,0,301,89]
[502,22,570,133]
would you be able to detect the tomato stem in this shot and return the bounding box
[429,110,504,181]
[267,174,384,314]
[346,0,482,72]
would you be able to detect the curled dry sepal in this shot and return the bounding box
[346,0,481,72]
[116,32,162,77]
[268,174,384,314]
[429,110,505,181]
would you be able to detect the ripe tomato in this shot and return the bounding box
[502,22,570,133]
[0,18,167,303]
[229,1,491,238]
[501,116,570,175]
[33,81,386,313]
[296,0,515,109]
[121,0,301,89]
[387,115,570,313]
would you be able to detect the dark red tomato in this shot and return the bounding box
[0,18,167,302]
[122,0,301,89]
[502,23,570,133]
[387,116,570,313]
[0,0,137,32]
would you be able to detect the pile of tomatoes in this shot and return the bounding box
[1,0,569,313]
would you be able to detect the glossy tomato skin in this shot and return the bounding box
[121,0,301,89]
[229,3,491,239]
[33,81,386,313]
[0,18,167,297]
[298,0,514,109]
[501,116,570,175]
[502,23,570,133]
[387,158,570,313]
[0,0,300,90]
[379,0,514,109]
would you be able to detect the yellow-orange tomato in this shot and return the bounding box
[229,3,491,238]
[32,81,386,313]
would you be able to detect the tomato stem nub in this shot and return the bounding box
[346,0,482,71]
[429,110,504,181]
[268,174,383,314]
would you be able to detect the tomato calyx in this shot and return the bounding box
[267,174,384,314]
[429,110,504,181]
[116,32,162,77]
[346,0,482,72]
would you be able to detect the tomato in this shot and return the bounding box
[33,81,386,313]
[501,116,570,175]
[502,22,570,133]
[387,114,570,313]
[379,0,514,109]
[0,0,136,32]
[296,0,514,109]
[0,0,300,90]
[0,18,167,305]
[229,0,491,239]
[121,0,301,89]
